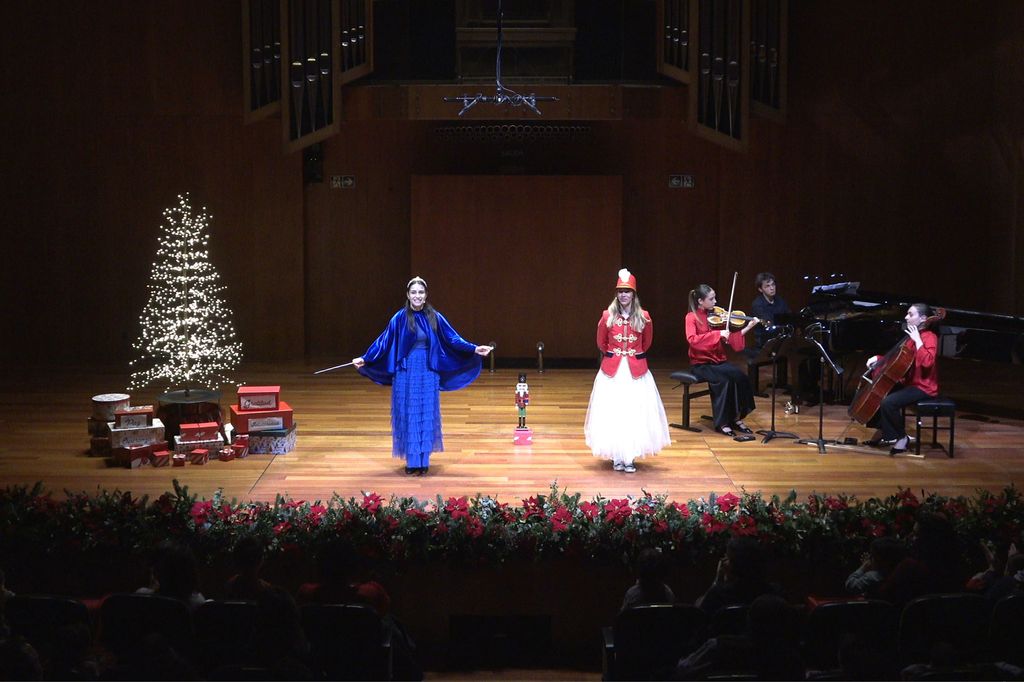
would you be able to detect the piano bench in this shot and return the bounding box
[669,371,712,432]
[903,397,956,458]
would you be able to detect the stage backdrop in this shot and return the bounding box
[411,175,622,358]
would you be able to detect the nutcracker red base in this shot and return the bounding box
[513,427,533,446]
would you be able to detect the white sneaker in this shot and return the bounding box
[624,464,637,473]
[613,462,625,472]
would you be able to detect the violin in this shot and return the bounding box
[848,307,946,425]
[707,306,765,330]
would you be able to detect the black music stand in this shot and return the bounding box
[754,331,799,444]
[792,337,845,454]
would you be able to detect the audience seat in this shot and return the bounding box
[193,600,259,672]
[897,593,990,666]
[5,594,91,662]
[801,599,898,671]
[602,604,708,680]
[99,593,195,664]
[300,603,392,680]
[989,593,1024,665]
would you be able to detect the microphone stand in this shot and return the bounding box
[796,337,844,454]
[755,331,798,443]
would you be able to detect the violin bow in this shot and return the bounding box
[724,271,739,329]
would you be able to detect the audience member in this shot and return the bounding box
[245,586,313,679]
[845,536,906,596]
[0,567,12,640]
[297,539,391,616]
[0,636,43,681]
[673,594,803,680]
[223,534,274,600]
[875,511,967,606]
[696,537,779,614]
[136,539,207,611]
[621,548,675,611]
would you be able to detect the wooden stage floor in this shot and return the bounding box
[2,363,1022,504]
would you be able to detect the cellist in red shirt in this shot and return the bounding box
[685,284,761,437]
[863,303,940,454]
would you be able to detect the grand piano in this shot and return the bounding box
[776,281,1024,404]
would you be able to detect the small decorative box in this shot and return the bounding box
[237,385,281,411]
[114,405,155,428]
[513,428,533,446]
[173,433,225,455]
[231,442,249,459]
[172,453,187,467]
[179,421,220,441]
[248,424,297,455]
[151,450,171,467]
[113,444,151,469]
[91,393,130,421]
[188,448,209,465]
[229,402,293,434]
[218,447,236,462]
[108,419,165,449]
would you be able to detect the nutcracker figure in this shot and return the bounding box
[515,373,530,428]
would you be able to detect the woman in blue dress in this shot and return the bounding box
[353,277,492,475]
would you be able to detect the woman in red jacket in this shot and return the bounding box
[864,303,940,455]
[584,269,671,473]
[685,284,760,437]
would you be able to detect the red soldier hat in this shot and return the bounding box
[615,268,637,291]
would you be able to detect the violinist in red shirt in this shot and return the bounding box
[685,284,761,437]
[864,303,940,454]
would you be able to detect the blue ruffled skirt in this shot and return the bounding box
[392,347,443,467]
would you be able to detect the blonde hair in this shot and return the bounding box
[605,293,648,333]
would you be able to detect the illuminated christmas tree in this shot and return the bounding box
[129,194,243,392]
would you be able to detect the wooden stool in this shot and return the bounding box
[905,396,956,457]
[669,371,711,432]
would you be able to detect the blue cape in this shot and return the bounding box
[358,309,482,391]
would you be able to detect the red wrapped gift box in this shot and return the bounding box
[151,450,171,467]
[179,422,220,441]
[237,385,281,411]
[231,442,249,459]
[114,405,155,428]
[188,448,209,465]
[218,447,236,462]
[90,436,111,456]
[229,402,293,434]
[113,444,151,469]
[172,453,187,467]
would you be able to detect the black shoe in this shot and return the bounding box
[718,426,735,437]
[404,467,414,475]
[865,438,896,448]
[416,467,428,476]
[733,422,753,435]
[889,446,909,456]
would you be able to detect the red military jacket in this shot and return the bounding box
[597,309,653,378]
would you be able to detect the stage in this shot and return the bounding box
[2,362,1022,504]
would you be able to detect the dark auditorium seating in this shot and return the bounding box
[99,593,195,664]
[300,603,393,680]
[989,593,1024,665]
[193,600,259,672]
[602,604,708,680]
[898,593,990,666]
[5,594,91,662]
[801,599,898,671]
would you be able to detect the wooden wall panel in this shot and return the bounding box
[410,176,622,358]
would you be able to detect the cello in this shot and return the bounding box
[848,307,945,424]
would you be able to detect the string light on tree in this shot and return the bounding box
[129,194,243,392]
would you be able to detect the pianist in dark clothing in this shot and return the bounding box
[864,303,940,454]
[686,284,760,437]
[750,273,790,350]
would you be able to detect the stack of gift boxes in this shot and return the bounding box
[229,385,296,454]
[87,393,167,468]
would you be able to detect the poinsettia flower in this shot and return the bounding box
[273,521,291,535]
[671,501,692,518]
[361,493,383,514]
[716,492,740,513]
[550,507,572,532]
[465,516,484,538]
[701,512,727,534]
[405,507,429,520]
[445,496,470,520]
[579,501,601,520]
[730,515,758,536]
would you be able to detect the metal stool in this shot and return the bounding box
[905,396,956,457]
[669,371,711,432]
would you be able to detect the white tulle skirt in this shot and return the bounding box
[584,358,671,465]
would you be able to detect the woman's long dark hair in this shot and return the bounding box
[688,284,714,314]
[405,278,438,332]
